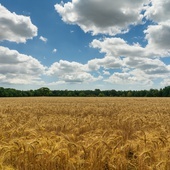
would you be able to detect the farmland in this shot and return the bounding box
[0,97,170,170]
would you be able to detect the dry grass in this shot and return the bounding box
[0,97,170,170]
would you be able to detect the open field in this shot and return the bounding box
[0,97,170,170]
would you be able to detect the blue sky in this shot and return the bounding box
[0,0,170,90]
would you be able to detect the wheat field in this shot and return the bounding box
[0,97,170,170]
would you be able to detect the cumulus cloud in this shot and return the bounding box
[124,57,170,75]
[55,0,148,35]
[144,21,170,55]
[47,60,101,83]
[52,48,57,53]
[91,35,170,59]
[161,78,170,87]
[105,71,153,87]
[39,36,48,43]
[91,37,164,58]
[144,0,170,22]
[144,0,170,56]
[88,56,123,71]
[91,38,147,57]
[0,4,37,43]
[0,46,46,85]
[90,36,170,86]
[103,70,110,76]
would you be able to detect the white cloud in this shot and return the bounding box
[88,56,123,71]
[103,70,110,76]
[144,21,170,55]
[0,4,37,43]
[91,37,162,60]
[39,36,48,43]
[91,36,170,59]
[105,71,153,87]
[90,36,170,86]
[55,0,148,35]
[125,58,169,86]
[124,57,170,76]
[143,0,170,56]
[48,80,66,86]
[91,38,148,57]
[0,46,46,85]
[144,0,170,23]
[47,60,101,83]
[52,48,57,53]
[161,78,170,87]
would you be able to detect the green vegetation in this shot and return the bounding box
[0,86,170,97]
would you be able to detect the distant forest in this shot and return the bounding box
[0,86,170,97]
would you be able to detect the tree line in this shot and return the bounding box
[0,86,170,97]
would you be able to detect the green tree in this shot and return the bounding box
[162,86,170,97]
[98,93,105,97]
[35,87,51,96]
[127,91,132,97]
[79,92,86,97]
[94,89,101,96]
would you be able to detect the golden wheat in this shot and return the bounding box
[0,97,170,170]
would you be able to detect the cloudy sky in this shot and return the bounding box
[0,0,170,90]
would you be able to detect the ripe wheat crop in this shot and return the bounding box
[0,97,170,170]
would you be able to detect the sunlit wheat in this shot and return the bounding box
[0,97,170,169]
